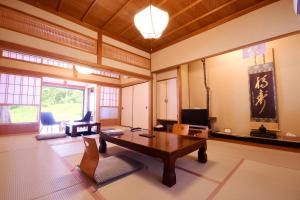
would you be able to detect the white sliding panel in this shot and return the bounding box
[167,78,178,121]
[121,86,133,127]
[156,80,167,120]
[133,82,149,129]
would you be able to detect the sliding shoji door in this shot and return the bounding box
[132,82,149,129]
[121,86,133,127]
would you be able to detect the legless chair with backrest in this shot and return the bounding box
[80,137,99,179]
[172,124,190,135]
[80,137,143,185]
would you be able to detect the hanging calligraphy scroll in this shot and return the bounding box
[248,62,277,122]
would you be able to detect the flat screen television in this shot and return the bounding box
[181,109,208,126]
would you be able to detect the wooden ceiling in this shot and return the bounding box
[20,0,278,52]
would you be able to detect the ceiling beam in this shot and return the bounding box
[151,0,279,52]
[169,0,204,20]
[101,0,132,29]
[81,0,98,22]
[118,0,169,36]
[56,0,64,12]
[161,0,238,39]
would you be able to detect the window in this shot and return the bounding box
[2,50,120,79]
[41,86,84,121]
[0,73,41,123]
[99,86,119,119]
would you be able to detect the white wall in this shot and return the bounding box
[151,0,300,71]
[188,33,300,136]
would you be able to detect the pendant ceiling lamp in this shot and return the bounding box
[134,2,169,39]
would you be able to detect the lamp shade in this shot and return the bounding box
[75,65,93,75]
[134,5,169,39]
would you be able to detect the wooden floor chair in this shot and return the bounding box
[172,124,190,135]
[80,137,143,185]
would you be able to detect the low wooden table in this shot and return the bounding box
[65,122,100,137]
[99,130,207,187]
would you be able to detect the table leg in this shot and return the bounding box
[99,138,107,153]
[88,125,91,133]
[71,126,77,137]
[162,158,176,187]
[96,124,100,134]
[198,141,207,163]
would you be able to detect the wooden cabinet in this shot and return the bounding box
[157,78,178,121]
[121,82,149,129]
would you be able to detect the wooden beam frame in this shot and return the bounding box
[56,0,64,11]
[161,0,238,39]
[0,40,152,80]
[81,0,98,22]
[152,0,279,52]
[101,0,132,29]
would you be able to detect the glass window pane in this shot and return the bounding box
[41,86,84,121]
[28,86,34,95]
[23,77,29,85]
[22,85,28,94]
[21,95,27,104]
[15,76,21,84]
[28,95,33,104]
[34,96,40,105]
[0,74,7,83]
[8,84,14,94]
[0,84,6,93]
[35,78,41,86]
[0,105,38,123]
[7,94,13,104]
[100,107,118,119]
[8,75,15,84]
[35,87,41,95]
[28,77,35,86]
[14,85,21,94]
[13,95,20,104]
[0,94,5,103]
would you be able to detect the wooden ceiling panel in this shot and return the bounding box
[36,0,60,10]
[159,0,200,16]
[59,0,95,19]
[201,0,230,11]
[19,0,278,52]
[83,0,129,27]
[120,26,141,40]
[103,0,149,35]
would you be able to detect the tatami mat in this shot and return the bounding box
[176,152,242,182]
[51,142,86,157]
[1,131,299,200]
[35,184,94,200]
[0,145,83,200]
[98,160,218,200]
[213,160,300,200]
[207,140,300,170]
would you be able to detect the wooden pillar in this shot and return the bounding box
[177,66,182,123]
[97,31,102,65]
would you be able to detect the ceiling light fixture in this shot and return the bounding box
[134,2,169,39]
[75,65,93,75]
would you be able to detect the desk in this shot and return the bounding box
[99,130,207,187]
[65,122,100,137]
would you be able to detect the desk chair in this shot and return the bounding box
[172,124,190,135]
[40,112,60,133]
[75,111,92,122]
